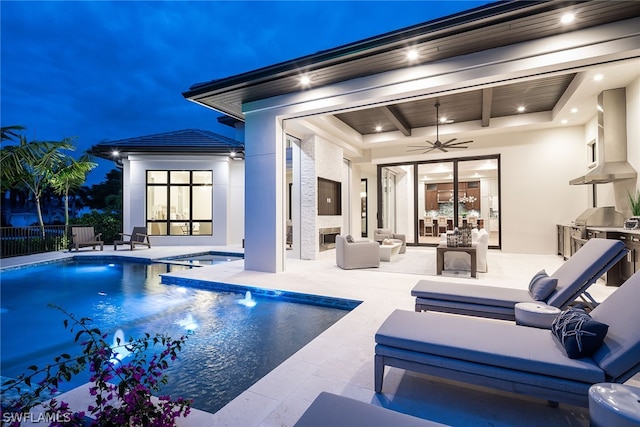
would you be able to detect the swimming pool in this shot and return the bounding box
[0,258,357,413]
[159,252,243,266]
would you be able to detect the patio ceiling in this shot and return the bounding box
[184,0,640,143]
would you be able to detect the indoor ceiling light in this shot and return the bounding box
[593,74,603,81]
[571,108,578,113]
[561,119,568,124]
[112,150,119,157]
[560,13,575,24]
[406,49,419,61]
[375,125,383,132]
[517,106,526,113]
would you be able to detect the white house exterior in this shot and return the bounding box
[184,1,640,273]
[93,129,245,247]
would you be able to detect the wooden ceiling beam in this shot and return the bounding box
[481,88,493,127]
[380,105,412,137]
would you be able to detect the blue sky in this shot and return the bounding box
[1,1,491,184]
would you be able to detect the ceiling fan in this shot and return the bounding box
[407,102,473,153]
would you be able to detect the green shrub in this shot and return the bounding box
[75,211,122,244]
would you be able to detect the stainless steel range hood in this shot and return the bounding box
[570,88,637,185]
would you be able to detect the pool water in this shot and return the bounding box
[159,252,243,266]
[0,259,354,413]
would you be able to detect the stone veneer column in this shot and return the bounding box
[300,135,317,260]
[299,135,344,260]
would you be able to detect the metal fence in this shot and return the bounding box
[0,225,69,258]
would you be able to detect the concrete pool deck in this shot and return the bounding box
[3,246,639,426]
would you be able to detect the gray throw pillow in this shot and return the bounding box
[345,235,354,243]
[528,270,557,301]
[551,307,609,359]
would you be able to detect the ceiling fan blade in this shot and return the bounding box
[445,140,473,147]
[439,146,448,153]
[443,138,457,144]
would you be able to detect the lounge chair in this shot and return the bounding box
[294,392,447,427]
[114,226,151,250]
[375,270,640,407]
[71,226,103,251]
[413,238,627,320]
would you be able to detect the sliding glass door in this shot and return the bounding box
[381,155,500,248]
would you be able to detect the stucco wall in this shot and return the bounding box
[122,154,241,246]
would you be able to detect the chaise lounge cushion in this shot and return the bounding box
[413,238,627,320]
[375,309,605,383]
[551,307,608,359]
[294,392,446,427]
[589,272,640,380]
[413,280,534,308]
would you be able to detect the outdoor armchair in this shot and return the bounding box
[114,226,151,250]
[336,234,380,269]
[71,226,103,251]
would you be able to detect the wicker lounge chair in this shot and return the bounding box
[114,226,151,250]
[412,238,627,320]
[375,271,640,408]
[71,226,103,251]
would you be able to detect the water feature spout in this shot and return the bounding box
[110,329,132,364]
[238,291,256,307]
[176,313,198,334]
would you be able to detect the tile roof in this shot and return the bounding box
[91,129,243,159]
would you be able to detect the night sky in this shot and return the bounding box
[1,1,491,184]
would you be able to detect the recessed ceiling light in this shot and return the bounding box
[560,13,575,24]
[593,74,603,81]
[517,106,525,113]
[299,75,311,87]
[407,49,419,61]
[375,125,383,132]
[561,119,568,124]
[112,150,119,157]
[571,108,578,114]
[439,117,448,124]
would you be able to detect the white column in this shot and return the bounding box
[244,111,284,272]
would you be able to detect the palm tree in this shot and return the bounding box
[1,132,75,233]
[49,153,97,228]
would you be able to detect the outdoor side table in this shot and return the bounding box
[514,302,561,329]
[589,383,640,427]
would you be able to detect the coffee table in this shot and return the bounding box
[436,244,477,277]
[379,241,402,261]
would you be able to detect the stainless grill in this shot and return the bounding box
[574,207,624,227]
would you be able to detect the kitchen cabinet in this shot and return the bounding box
[604,232,639,286]
[425,184,438,211]
[465,181,480,210]
[424,181,481,210]
[556,225,573,260]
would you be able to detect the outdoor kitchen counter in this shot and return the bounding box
[586,227,640,236]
